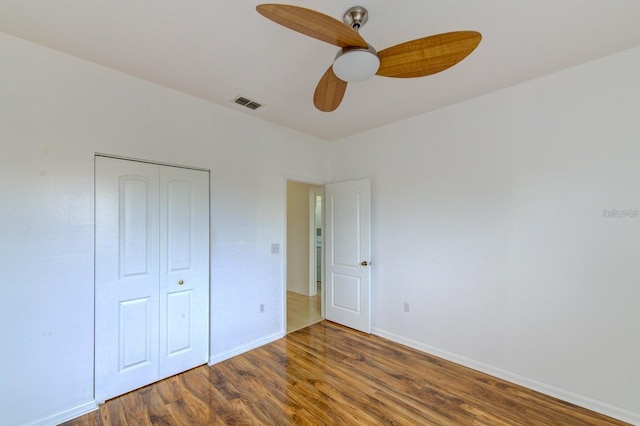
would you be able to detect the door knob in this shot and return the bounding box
[360,261,369,266]
[178,280,184,285]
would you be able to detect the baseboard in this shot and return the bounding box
[372,327,639,425]
[24,400,98,426]
[209,330,284,365]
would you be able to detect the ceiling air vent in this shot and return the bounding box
[234,96,262,110]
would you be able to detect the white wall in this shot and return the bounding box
[0,33,328,426]
[329,46,640,423]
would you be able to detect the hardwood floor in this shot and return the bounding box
[64,321,628,425]
[287,290,322,333]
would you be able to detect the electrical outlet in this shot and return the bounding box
[403,302,410,313]
[260,303,265,313]
[271,243,280,254]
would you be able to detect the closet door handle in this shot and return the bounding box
[178,280,184,285]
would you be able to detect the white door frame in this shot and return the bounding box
[308,188,323,297]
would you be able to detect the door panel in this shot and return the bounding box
[120,177,153,276]
[166,180,192,271]
[118,297,152,371]
[95,158,160,403]
[325,179,371,333]
[333,274,361,312]
[158,166,210,379]
[332,191,361,266]
[166,290,193,355]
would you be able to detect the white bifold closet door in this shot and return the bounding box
[95,156,209,403]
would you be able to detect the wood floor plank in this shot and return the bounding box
[64,321,629,425]
[118,391,152,426]
[138,387,175,425]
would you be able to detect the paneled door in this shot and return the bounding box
[95,156,209,403]
[325,179,371,333]
[158,165,209,379]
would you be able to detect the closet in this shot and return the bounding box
[94,156,210,402]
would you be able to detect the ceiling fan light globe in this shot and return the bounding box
[333,47,380,82]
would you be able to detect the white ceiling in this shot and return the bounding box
[2,1,640,141]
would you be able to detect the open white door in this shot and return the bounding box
[325,179,371,333]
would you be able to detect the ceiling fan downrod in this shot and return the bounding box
[343,6,369,31]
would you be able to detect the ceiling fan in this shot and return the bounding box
[256,4,482,112]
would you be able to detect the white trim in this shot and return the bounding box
[208,331,284,365]
[372,327,639,425]
[308,188,317,296]
[95,152,210,172]
[282,174,326,187]
[282,176,289,335]
[24,401,98,426]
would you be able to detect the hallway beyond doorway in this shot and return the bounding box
[287,291,322,333]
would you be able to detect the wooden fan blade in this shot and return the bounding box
[314,66,347,112]
[376,31,482,78]
[256,4,368,48]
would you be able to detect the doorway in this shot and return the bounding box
[286,180,323,333]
